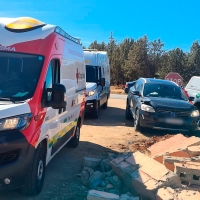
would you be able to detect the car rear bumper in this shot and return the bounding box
[0,130,35,190]
[139,110,199,132]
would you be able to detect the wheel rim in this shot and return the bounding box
[37,159,44,182]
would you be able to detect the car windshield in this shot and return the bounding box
[0,52,44,101]
[86,65,98,82]
[143,83,188,101]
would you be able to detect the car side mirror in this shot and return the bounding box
[100,78,105,87]
[132,91,141,96]
[189,96,195,101]
[46,83,67,109]
[125,88,129,94]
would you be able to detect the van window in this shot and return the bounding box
[45,59,60,101]
[186,77,200,91]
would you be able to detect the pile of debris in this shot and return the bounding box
[81,134,200,200]
[79,153,139,200]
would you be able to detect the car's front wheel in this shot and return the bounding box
[134,109,142,132]
[125,104,133,120]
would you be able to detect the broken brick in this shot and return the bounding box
[148,134,200,164]
[87,190,120,200]
[110,151,181,200]
[163,155,200,172]
[187,146,200,157]
[175,162,200,185]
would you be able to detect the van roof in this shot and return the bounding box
[0,17,81,46]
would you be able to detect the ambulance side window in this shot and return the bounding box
[45,59,60,102]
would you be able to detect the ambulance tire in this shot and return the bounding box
[93,101,99,119]
[67,123,80,148]
[21,144,46,196]
[102,99,108,109]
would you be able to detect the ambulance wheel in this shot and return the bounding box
[102,100,108,109]
[21,144,46,196]
[67,123,80,148]
[93,102,99,119]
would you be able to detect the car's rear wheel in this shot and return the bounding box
[134,109,142,132]
[125,104,133,119]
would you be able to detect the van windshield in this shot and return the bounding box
[0,52,44,101]
[86,65,98,83]
[186,77,200,91]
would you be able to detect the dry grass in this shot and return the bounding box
[110,85,125,94]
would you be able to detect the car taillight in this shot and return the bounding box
[125,83,128,88]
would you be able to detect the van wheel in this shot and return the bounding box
[67,123,80,148]
[93,102,99,119]
[21,144,46,196]
[102,100,108,109]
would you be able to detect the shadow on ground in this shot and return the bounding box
[0,141,118,200]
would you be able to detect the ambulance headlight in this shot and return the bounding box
[88,89,96,97]
[0,113,32,131]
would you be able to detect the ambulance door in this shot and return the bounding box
[44,59,61,156]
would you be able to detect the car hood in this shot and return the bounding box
[142,97,194,111]
[86,82,97,92]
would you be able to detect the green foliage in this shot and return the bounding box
[86,34,200,85]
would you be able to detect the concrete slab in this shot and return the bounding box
[110,151,181,200]
[87,190,120,200]
[148,134,200,164]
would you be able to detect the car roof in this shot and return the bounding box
[141,78,178,86]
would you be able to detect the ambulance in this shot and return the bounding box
[84,50,110,118]
[0,17,86,195]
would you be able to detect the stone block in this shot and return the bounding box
[82,157,102,170]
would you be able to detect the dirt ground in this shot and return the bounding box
[0,98,178,200]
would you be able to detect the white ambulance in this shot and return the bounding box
[84,50,110,118]
[0,17,86,195]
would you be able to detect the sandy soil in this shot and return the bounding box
[0,98,175,200]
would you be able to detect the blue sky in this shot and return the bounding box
[0,0,199,52]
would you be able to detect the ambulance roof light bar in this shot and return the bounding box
[54,27,81,44]
[5,17,46,32]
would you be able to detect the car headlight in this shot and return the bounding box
[141,104,155,113]
[191,110,199,117]
[88,89,96,97]
[0,113,32,131]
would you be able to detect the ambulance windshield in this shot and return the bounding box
[0,52,44,102]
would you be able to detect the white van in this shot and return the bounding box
[185,76,200,109]
[84,49,110,118]
[0,17,86,195]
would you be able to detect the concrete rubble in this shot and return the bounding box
[82,134,200,200]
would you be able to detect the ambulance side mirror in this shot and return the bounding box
[47,83,67,109]
[100,78,105,87]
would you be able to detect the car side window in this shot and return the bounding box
[136,80,143,92]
